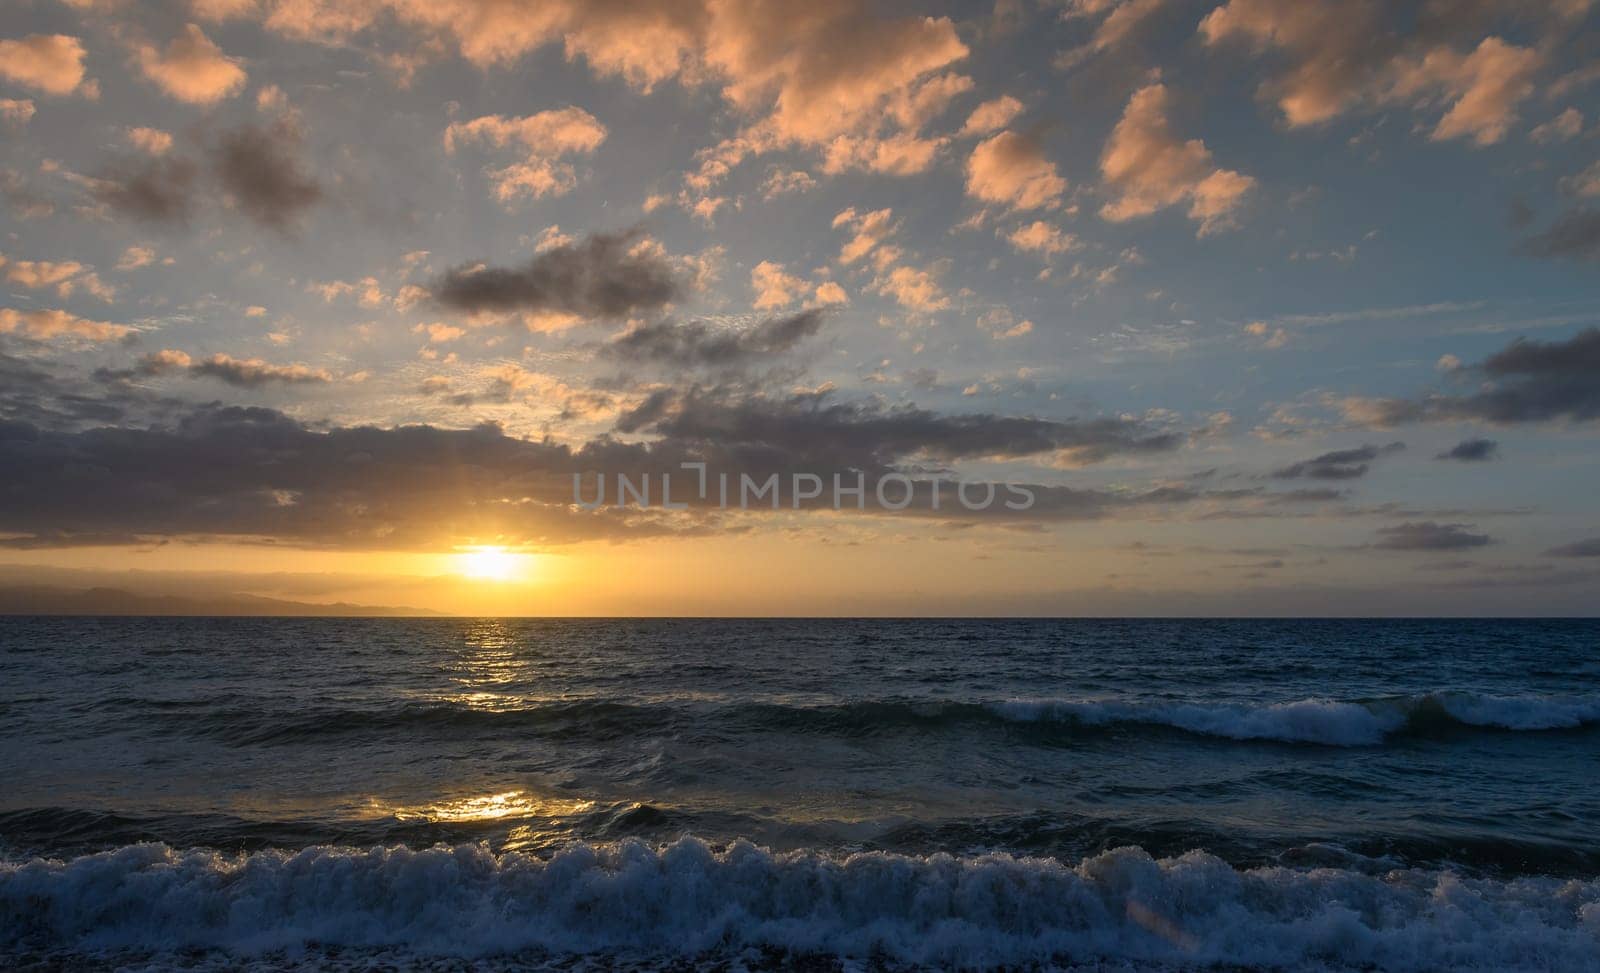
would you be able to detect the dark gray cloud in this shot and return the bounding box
[96,351,332,388]
[1545,538,1600,558]
[1518,208,1600,262]
[1272,441,1404,480]
[0,386,1223,549]
[1351,328,1600,426]
[613,389,674,434]
[433,228,681,319]
[635,388,1184,468]
[1436,438,1498,461]
[1374,521,1493,551]
[92,155,199,223]
[605,310,826,368]
[209,121,322,229]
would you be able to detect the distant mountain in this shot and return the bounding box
[0,585,440,617]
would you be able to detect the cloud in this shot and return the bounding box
[1199,0,1550,145]
[0,98,35,125]
[813,281,848,306]
[760,167,815,199]
[1391,37,1542,146]
[444,107,607,201]
[1272,441,1404,479]
[964,131,1067,212]
[1436,438,1498,461]
[1562,161,1600,199]
[639,387,1183,468]
[0,386,1196,550]
[959,95,1024,137]
[977,307,1034,340]
[603,309,827,369]
[1374,521,1493,551]
[833,207,899,265]
[1055,0,1167,63]
[0,34,90,96]
[1100,84,1254,235]
[873,264,949,313]
[1529,107,1583,144]
[208,120,322,228]
[258,0,968,185]
[1243,321,1289,349]
[1,255,85,294]
[1339,328,1600,425]
[1545,538,1600,557]
[91,155,201,223]
[135,24,247,104]
[98,349,334,387]
[751,261,846,310]
[751,261,806,310]
[1005,220,1078,256]
[1518,208,1600,262]
[115,245,157,270]
[432,228,681,321]
[125,127,174,155]
[0,308,132,342]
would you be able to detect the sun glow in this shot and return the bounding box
[455,546,527,582]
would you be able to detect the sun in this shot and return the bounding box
[455,545,525,582]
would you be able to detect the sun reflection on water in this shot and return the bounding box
[381,789,596,824]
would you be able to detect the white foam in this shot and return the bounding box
[3,839,1598,970]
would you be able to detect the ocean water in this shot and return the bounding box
[1,617,1598,971]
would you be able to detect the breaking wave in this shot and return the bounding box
[3,838,1597,971]
[991,691,1600,746]
[168,691,1600,749]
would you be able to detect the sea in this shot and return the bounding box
[1,616,1597,971]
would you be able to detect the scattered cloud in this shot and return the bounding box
[1100,83,1254,235]
[0,308,131,342]
[444,107,607,201]
[1545,538,1600,558]
[964,131,1067,212]
[1272,441,1404,480]
[603,309,827,368]
[1436,438,1498,462]
[208,120,323,228]
[135,24,247,104]
[432,228,681,322]
[1374,521,1493,551]
[1530,108,1583,144]
[0,34,90,96]
[959,95,1024,137]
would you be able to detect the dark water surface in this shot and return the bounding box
[2,617,1598,970]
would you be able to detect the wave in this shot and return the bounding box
[991,692,1600,746]
[2,838,1597,970]
[144,691,1600,749]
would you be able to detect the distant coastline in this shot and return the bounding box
[0,585,440,617]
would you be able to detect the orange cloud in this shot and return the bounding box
[0,34,89,96]
[964,131,1067,212]
[136,24,248,104]
[444,107,607,201]
[0,308,132,342]
[1099,84,1254,235]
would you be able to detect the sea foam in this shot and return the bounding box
[3,838,1598,970]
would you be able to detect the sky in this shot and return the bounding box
[1,0,1599,616]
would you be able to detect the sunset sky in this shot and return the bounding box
[2,0,1599,615]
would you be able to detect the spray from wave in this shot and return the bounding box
[3,838,1597,970]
